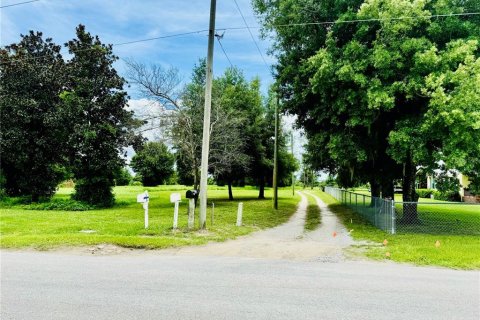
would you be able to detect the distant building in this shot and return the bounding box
[426,172,476,202]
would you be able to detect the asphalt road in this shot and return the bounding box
[1,250,479,320]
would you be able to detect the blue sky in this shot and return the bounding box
[0,0,275,95]
[1,0,307,163]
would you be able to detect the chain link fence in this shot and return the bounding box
[395,202,480,235]
[324,187,395,234]
[324,187,480,235]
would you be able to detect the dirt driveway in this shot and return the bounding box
[158,191,355,261]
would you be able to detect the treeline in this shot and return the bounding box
[1,25,141,207]
[254,0,480,216]
[1,25,297,206]
[126,59,298,200]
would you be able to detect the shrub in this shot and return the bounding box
[114,167,132,186]
[72,178,114,208]
[24,199,95,211]
[130,142,174,186]
[58,179,75,188]
[434,191,461,202]
[416,189,434,199]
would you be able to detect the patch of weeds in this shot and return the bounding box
[304,204,321,231]
[23,199,95,211]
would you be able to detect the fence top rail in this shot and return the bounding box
[326,187,479,205]
[325,187,373,198]
[396,201,480,205]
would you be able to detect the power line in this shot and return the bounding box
[2,11,479,64]
[231,0,269,69]
[114,30,208,46]
[1,29,209,64]
[215,32,233,68]
[224,11,480,30]
[0,0,40,9]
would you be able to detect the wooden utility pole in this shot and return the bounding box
[273,94,279,210]
[291,131,295,196]
[199,0,216,229]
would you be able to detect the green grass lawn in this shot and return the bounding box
[313,190,480,270]
[0,186,299,250]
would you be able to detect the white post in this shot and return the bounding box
[143,191,149,229]
[188,198,195,229]
[236,202,243,227]
[173,201,179,229]
[211,202,214,226]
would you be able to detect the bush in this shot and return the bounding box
[434,191,461,202]
[58,179,75,188]
[416,189,434,199]
[24,199,95,211]
[130,142,174,186]
[417,189,460,202]
[114,167,132,186]
[72,178,115,207]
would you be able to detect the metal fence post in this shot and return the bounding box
[391,199,396,234]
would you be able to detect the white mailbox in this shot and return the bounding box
[137,193,147,203]
[170,193,181,203]
[137,191,149,229]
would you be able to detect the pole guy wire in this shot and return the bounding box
[215,32,234,68]
[231,0,269,69]
[0,0,40,9]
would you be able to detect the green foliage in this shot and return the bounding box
[61,25,140,207]
[254,0,480,201]
[72,178,115,208]
[466,176,480,196]
[0,31,68,201]
[435,170,460,194]
[416,189,434,199]
[1,25,141,206]
[114,168,132,186]
[433,191,461,202]
[24,199,95,211]
[130,142,174,186]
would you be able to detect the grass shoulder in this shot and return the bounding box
[0,186,300,250]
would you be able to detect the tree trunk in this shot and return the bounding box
[31,193,39,203]
[370,176,381,206]
[258,176,265,199]
[228,180,234,201]
[193,166,200,191]
[402,152,419,223]
[380,175,394,199]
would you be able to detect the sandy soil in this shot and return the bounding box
[156,191,355,262]
[21,191,359,261]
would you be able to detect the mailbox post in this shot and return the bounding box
[186,190,198,229]
[137,191,149,229]
[170,193,181,229]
